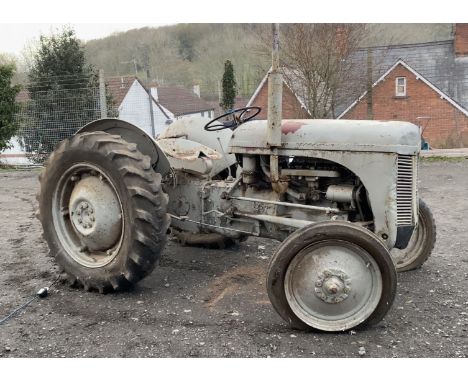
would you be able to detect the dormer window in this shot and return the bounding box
[395,77,406,97]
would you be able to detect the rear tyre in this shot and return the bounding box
[391,198,436,272]
[37,132,170,292]
[266,221,397,332]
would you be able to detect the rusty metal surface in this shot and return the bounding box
[159,116,237,176]
[158,138,222,161]
[234,212,313,229]
[230,195,340,214]
[68,175,122,252]
[266,23,282,148]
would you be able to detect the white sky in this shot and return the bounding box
[1,0,466,56]
[0,23,166,55]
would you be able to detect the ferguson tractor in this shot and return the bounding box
[36,111,436,332]
[36,27,436,332]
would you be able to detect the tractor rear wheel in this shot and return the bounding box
[391,198,436,272]
[37,132,170,292]
[266,221,397,332]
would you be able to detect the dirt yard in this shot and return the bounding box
[0,160,467,358]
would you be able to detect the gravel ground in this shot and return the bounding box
[0,160,467,358]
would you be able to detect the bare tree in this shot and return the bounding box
[279,24,367,119]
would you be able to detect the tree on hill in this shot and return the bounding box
[21,27,112,161]
[0,64,21,151]
[220,60,237,112]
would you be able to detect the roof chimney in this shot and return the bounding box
[455,24,468,57]
[193,84,200,98]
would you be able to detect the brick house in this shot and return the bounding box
[338,59,468,147]
[246,69,311,119]
[337,23,468,148]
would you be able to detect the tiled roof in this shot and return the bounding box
[105,76,138,106]
[156,86,214,117]
[16,75,215,118]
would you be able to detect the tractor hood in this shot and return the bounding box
[229,119,421,155]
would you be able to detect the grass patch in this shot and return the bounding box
[420,156,467,163]
[0,163,42,172]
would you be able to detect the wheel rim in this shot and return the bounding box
[391,217,427,270]
[52,162,125,268]
[284,240,383,331]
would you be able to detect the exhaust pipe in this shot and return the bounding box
[267,24,285,194]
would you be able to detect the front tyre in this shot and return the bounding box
[391,198,436,272]
[37,132,170,292]
[267,221,397,332]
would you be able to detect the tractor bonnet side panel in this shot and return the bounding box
[229,119,421,155]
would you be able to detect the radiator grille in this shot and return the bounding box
[396,155,416,226]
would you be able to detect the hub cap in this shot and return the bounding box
[52,163,124,268]
[314,269,351,304]
[284,241,382,331]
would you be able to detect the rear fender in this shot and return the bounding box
[77,119,171,176]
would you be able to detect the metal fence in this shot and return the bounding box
[2,47,468,166]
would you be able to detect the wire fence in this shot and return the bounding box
[2,46,468,166]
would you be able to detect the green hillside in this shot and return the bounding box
[84,24,271,100]
[83,23,453,100]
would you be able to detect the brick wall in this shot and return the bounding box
[341,64,468,148]
[455,24,468,57]
[250,81,310,120]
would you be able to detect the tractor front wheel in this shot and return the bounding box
[37,132,170,292]
[391,198,436,272]
[266,221,397,332]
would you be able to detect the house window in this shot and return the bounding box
[395,77,406,97]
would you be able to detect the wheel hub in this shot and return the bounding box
[284,242,383,331]
[315,269,351,303]
[69,175,122,252]
[72,201,96,231]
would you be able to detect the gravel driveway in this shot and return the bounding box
[0,159,467,357]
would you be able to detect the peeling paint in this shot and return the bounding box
[281,120,306,135]
[158,138,222,161]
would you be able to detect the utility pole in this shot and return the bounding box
[99,69,108,119]
[120,58,138,76]
[146,64,156,138]
[366,48,373,120]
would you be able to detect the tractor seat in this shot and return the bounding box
[157,138,222,176]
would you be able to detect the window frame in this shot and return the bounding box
[395,76,407,97]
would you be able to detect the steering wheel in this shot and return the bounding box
[204,107,261,132]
